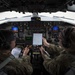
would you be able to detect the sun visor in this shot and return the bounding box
[67,4,75,12]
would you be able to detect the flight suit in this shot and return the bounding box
[0,55,33,75]
[42,44,75,75]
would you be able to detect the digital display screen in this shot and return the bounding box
[33,33,42,46]
[25,36,32,41]
[11,26,18,32]
[52,26,59,31]
[25,36,32,45]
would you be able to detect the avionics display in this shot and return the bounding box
[52,26,59,31]
[33,33,42,46]
[11,26,18,32]
[25,36,32,45]
[25,36,32,41]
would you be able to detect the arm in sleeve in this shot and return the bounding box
[3,55,33,75]
[46,44,64,57]
[43,57,60,75]
[41,53,58,75]
[20,55,33,75]
[43,54,69,75]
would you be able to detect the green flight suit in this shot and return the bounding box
[2,55,33,75]
[42,44,75,75]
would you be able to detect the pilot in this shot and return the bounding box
[0,30,33,75]
[40,27,75,75]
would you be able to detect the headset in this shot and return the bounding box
[0,31,11,50]
[61,27,74,48]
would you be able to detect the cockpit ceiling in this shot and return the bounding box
[0,0,74,12]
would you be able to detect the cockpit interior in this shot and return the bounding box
[0,0,75,75]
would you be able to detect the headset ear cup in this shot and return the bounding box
[61,27,74,48]
[62,40,70,48]
[61,32,70,48]
[1,42,10,50]
[4,42,11,50]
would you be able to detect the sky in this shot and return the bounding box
[0,11,75,24]
[0,11,75,20]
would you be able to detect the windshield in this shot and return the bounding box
[0,11,75,25]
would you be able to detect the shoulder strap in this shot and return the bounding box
[0,55,15,69]
[69,54,75,60]
[0,70,7,75]
[65,67,75,75]
[65,54,75,75]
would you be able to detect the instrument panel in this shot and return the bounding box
[0,21,74,46]
[0,21,74,75]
